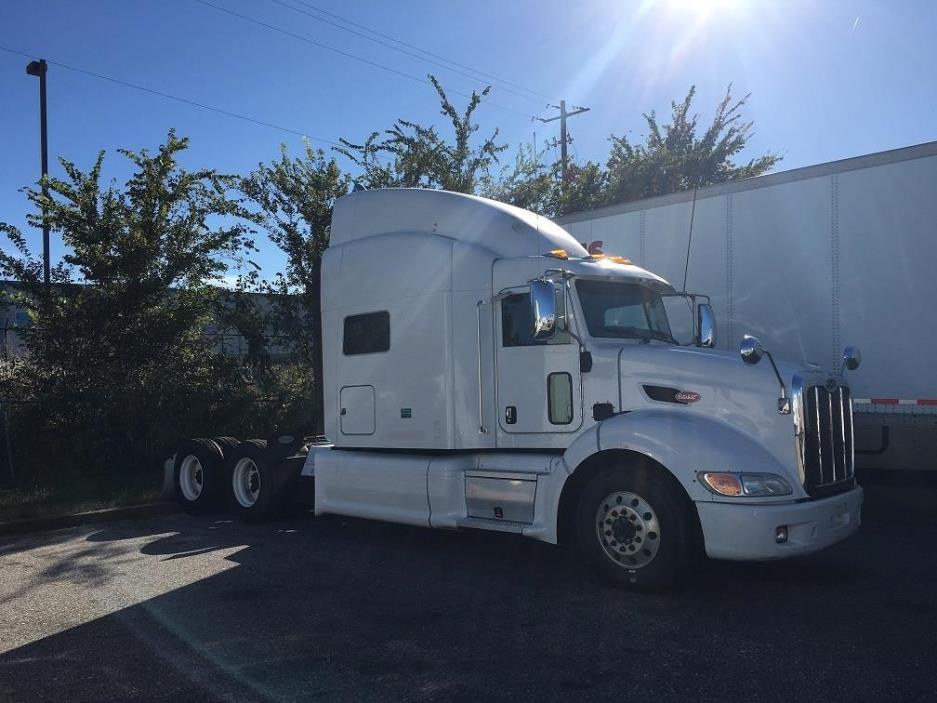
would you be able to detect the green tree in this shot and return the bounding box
[483,142,555,214]
[0,131,255,473]
[484,143,609,218]
[338,75,507,193]
[240,142,349,398]
[551,161,608,217]
[604,85,780,204]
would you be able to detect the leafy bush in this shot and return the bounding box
[0,133,309,492]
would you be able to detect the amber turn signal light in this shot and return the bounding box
[700,472,743,497]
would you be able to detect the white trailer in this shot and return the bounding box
[169,188,864,589]
[558,142,937,473]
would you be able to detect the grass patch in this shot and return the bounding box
[0,472,162,523]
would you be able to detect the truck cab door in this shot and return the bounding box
[494,284,583,442]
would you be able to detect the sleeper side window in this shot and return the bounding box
[343,311,390,355]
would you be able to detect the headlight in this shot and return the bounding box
[700,472,793,497]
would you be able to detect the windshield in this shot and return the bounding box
[575,279,674,343]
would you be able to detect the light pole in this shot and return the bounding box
[26,59,50,290]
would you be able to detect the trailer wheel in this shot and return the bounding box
[173,438,225,514]
[211,436,239,458]
[575,465,693,590]
[225,439,299,523]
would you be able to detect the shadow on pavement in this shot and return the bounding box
[2,506,936,702]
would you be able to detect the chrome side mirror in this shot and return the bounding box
[530,279,557,340]
[696,303,716,348]
[740,334,790,414]
[842,346,861,373]
[739,335,764,365]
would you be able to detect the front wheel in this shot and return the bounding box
[575,466,694,590]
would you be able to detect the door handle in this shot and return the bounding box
[504,406,517,424]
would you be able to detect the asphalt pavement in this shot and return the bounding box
[1,487,935,702]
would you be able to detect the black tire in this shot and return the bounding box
[173,438,225,514]
[225,439,300,523]
[211,436,240,458]
[575,465,694,590]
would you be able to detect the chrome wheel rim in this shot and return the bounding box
[179,455,204,502]
[233,457,261,508]
[595,491,661,569]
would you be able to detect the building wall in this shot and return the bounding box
[0,283,294,362]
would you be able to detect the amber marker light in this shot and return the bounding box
[700,472,743,496]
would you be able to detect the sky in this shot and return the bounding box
[2,0,936,278]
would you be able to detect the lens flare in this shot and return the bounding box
[666,0,744,20]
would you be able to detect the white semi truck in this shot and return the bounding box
[169,188,863,589]
[558,141,937,474]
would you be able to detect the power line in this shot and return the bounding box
[266,0,552,105]
[285,0,557,103]
[189,0,536,120]
[0,44,343,147]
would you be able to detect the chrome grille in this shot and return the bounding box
[800,383,854,496]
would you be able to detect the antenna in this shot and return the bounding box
[681,186,699,294]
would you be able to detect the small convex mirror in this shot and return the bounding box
[739,335,764,365]
[842,346,861,372]
[530,279,557,340]
[697,303,716,348]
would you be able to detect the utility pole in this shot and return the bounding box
[26,59,50,290]
[536,100,590,182]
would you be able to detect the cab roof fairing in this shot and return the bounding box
[330,188,590,259]
[537,256,676,294]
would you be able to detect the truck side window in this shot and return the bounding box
[343,311,390,355]
[501,291,570,347]
[547,372,574,424]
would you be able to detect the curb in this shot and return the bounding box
[0,501,181,537]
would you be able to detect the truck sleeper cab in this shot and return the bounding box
[306,188,862,589]
[170,188,863,590]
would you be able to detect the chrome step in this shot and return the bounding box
[456,516,529,534]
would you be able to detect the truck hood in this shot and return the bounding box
[606,342,817,473]
[612,342,819,414]
[613,343,810,404]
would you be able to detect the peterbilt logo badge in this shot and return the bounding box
[825,378,837,391]
[675,391,701,404]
